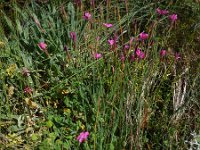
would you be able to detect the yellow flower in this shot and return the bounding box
[6,64,17,77]
[80,124,85,130]
[62,89,69,95]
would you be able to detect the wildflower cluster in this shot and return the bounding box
[18,5,181,147]
[156,7,178,23]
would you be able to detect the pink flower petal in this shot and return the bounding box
[169,14,178,22]
[136,48,145,59]
[160,49,167,57]
[38,42,47,50]
[83,12,92,20]
[140,51,145,59]
[108,39,115,46]
[103,23,113,28]
[156,8,169,15]
[136,48,141,57]
[139,32,148,40]
[94,53,102,59]
[77,131,89,143]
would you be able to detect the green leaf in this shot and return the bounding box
[67,2,75,30]
[16,19,22,35]
[31,133,39,141]
[109,143,115,150]
[46,120,54,128]
[3,15,15,33]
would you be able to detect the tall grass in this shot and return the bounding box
[0,0,200,149]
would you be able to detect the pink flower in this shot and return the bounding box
[169,14,178,22]
[160,49,167,57]
[136,48,145,59]
[139,32,148,40]
[94,53,102,59]
[139,52,145,59]
[108,39,115,46]
[103,23,113,28]
[70,32,77,43]
[124,44,130,50]
[136,48,141,57]
[175,52,181,60]
[83,12,92,20]
[38,42,47,50]
[156,8,169,15]
[108,34,118,50]
[24,86,33,94]
[77,131,89,143]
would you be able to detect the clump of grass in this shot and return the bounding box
[0,0,200,149]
